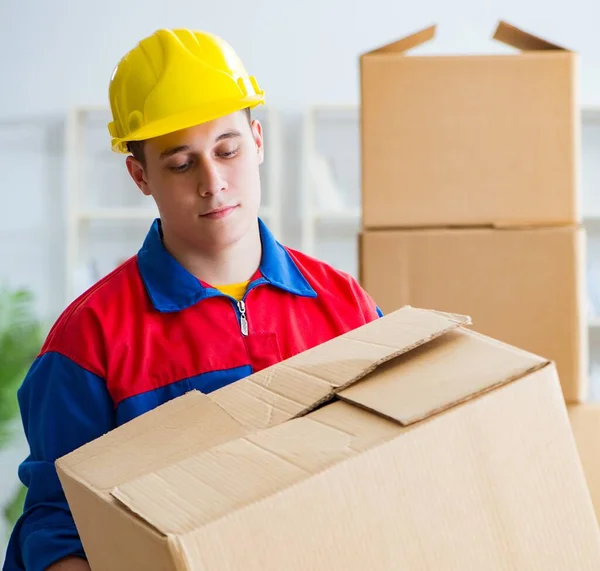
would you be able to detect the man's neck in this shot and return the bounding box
[162,222,262,286]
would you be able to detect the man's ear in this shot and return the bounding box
[251,119,264,166]
[126,156,151,196]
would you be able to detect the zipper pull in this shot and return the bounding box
[238,300,249,336]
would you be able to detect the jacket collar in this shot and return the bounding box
[137,218,316,312]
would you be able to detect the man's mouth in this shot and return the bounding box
[200,205,238,219]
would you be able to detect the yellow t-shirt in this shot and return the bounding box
[214,281,249,302]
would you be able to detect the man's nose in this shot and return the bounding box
[197,158,227,197]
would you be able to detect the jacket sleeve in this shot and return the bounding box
[3,351,115,571]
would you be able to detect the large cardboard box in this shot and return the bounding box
[359,226,587,402]
[56,307,600,570]
[360,21,579,229]
[568,404,600,525]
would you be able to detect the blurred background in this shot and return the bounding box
[2,0,600,560]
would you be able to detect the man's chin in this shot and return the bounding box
[197,223,250,248]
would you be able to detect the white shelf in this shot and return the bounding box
[589,318,600,329]
[77,207,158,221]
[582,105,600,124]
[301,104,362,259]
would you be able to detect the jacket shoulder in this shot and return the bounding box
[284,246,357,289]
[284,247,380,320]
[42,256,141,375]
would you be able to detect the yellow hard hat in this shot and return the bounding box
[107,29,265,153]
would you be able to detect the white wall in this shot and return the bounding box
[2,0,600,117]
[2,0,600,561]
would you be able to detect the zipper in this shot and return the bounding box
[233,278,267,336]
[237,299,249,336]
[220,278,267,336]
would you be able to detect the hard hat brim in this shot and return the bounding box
[110,95,265,154]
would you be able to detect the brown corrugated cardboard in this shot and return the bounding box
[360,226,587,403]
[568,404,600,525]
[360,21,579,229]
[56,306,600,570]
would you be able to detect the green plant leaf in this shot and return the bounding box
[0,285,43,527]
[4,483,26,533]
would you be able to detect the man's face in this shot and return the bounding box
[127,111,264,251]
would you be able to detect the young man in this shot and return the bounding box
[3,29,381,571]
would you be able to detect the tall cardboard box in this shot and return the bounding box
[359,226,587,402]
[568,404,600,525]
[360,21,579,229]
[56,307,600,570]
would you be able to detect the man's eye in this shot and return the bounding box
[170,162,191,172]
[219,148,239,158]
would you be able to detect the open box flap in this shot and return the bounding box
[362,21,568,57]
[338,328,549,426]
[108,408,379,537]
[207,306,470,431]
[362,24,436,56]
[493,20,569,51]
[56,390,248,492]
[109,400,407,537]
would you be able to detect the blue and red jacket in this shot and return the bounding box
[3,218,381,571]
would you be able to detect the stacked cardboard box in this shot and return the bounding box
[358,21,587,403]
[569,404,600,524]
[57,307,600,569]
